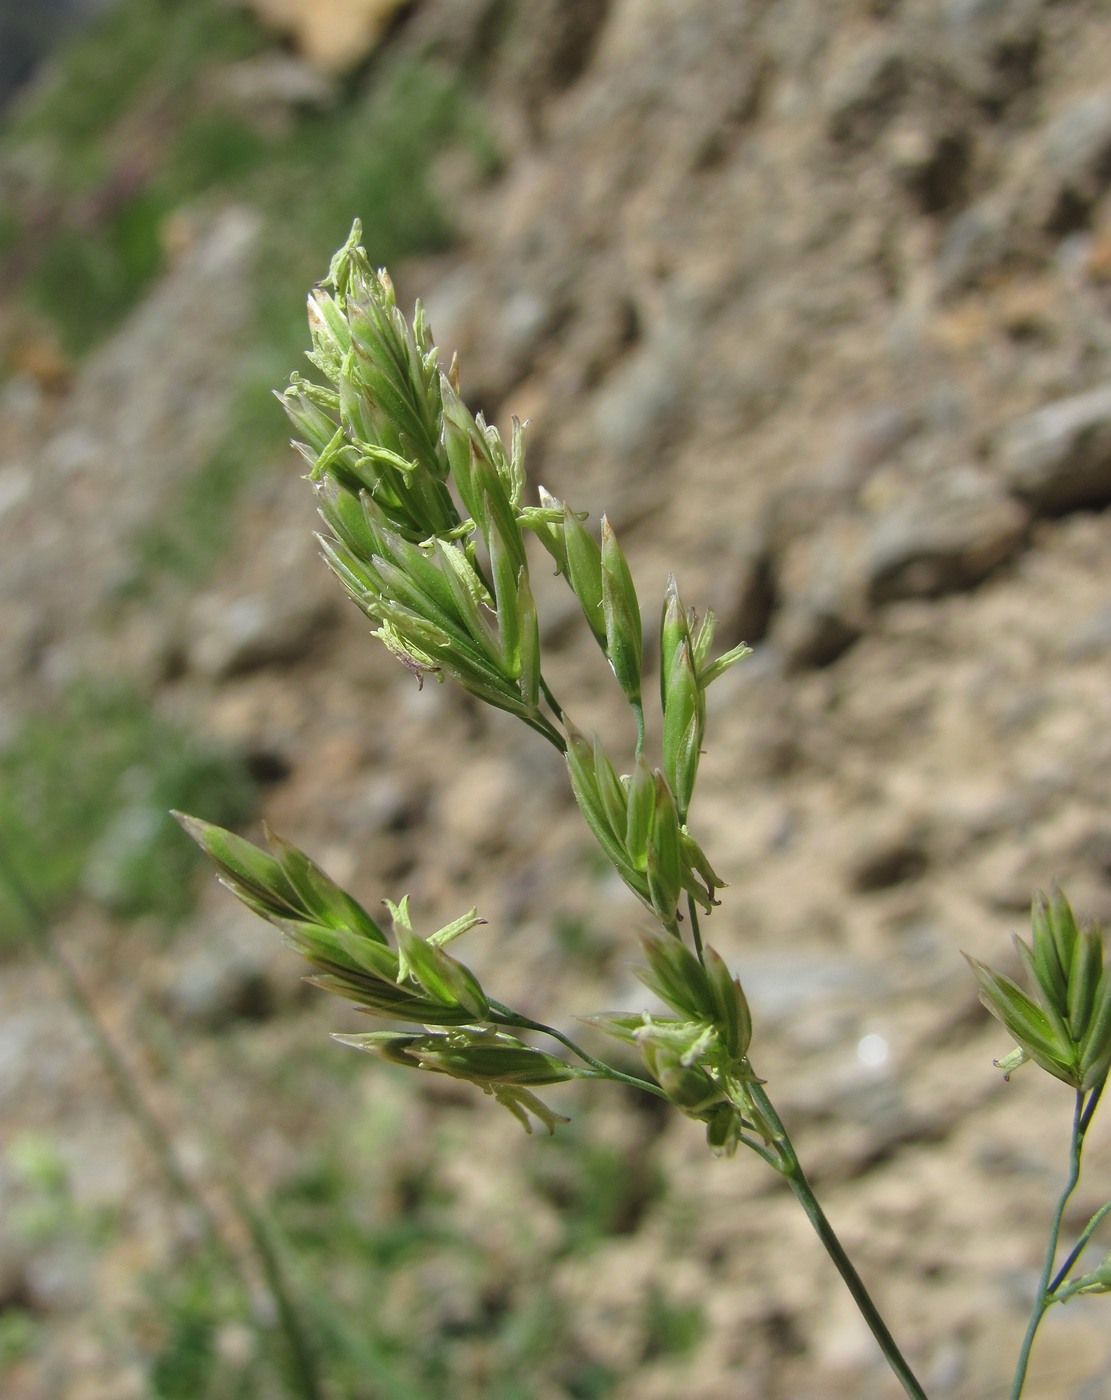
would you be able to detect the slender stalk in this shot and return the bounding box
[687,896,706,964]
[226,1178,323,1400]
[687,868,924,1398]
[1049,1199,1111,1296]
[747,1080,930,1400]
[539,673,565,723]
[522,710,567,753]
[1010,1090,1087,1400]
[632,699,646,761]
[487,999,669,1099]
[1080,1078,1104,1134]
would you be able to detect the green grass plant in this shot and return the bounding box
[170,225,1111,1399]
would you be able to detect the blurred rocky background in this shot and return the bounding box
[1,1,1111,1397]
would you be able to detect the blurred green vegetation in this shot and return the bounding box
[0,681,257,943]
[8,0,264,354]
[116,1088,686,1400]
[4,0,490,357]
[2,0,497,585]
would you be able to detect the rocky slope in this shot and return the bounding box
[3,1,1111,1397]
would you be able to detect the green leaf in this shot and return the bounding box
[520,487,569,575]
[1078,971,1111,1090]
[678,828,727,911]
[309,973,476,1024]
[263,826,387,943]
[638,1038,723,1113]
[516,568,541,712]
[592,736,628,843]
[965,954,1078,1085]
[600,515,643,706]
[1012,934,1073,1047]
[659,576,690,715]
[637,934,714,1023]
[1047,885,1081,985]
[486,494,523,676]
[1068,924,1105,1042]
[579,1011,655,1046]
[491,1086,571,1135]
[662,643,702,820]
[564,721,650,898]
[563,507,606,647]
[704,944,752,1061]
[646,774,683,931]
[427,907,486,947]
[624,757,655,874]
[173,814,300,921]
[1030,889,1069,1012]
[698,640,753,689]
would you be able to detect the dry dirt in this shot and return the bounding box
[3,1,1111,1397]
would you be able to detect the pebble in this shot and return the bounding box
[997,382,1111,513]
[865,468,1029,603]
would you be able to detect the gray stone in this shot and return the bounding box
[590,326,686,462]
[187,591,337,678]
[735,952,892,1026]
[936,198,1013,294]
[725,525,775,646]
[219,54,337,110]
[162,943,276,1030]
[826,41,908,145]
[1043,87,1111,231]
[940,0,1043,111]
[846,833,930,893]
[823,402,919,491]
[770,519,868,670]
[866,468,1029,603]
[889,123,974,216]
[997,383,1111,513]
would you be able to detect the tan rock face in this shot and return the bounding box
[243,0,409,71]
[7,1,1111,1397]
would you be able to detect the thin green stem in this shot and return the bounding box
[1049,1199,1111,1297]
[1010,1090,1086,1400]
[747,1080,930,1400]
[1080,1077,1105,1134]
[632,698,646,761]
[227,1178,323,1400]
[539,673,565,723]
[729,1123,782,1171]
[687,895,706,964]
[522,709,567,753]
[487,999,669,1100]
